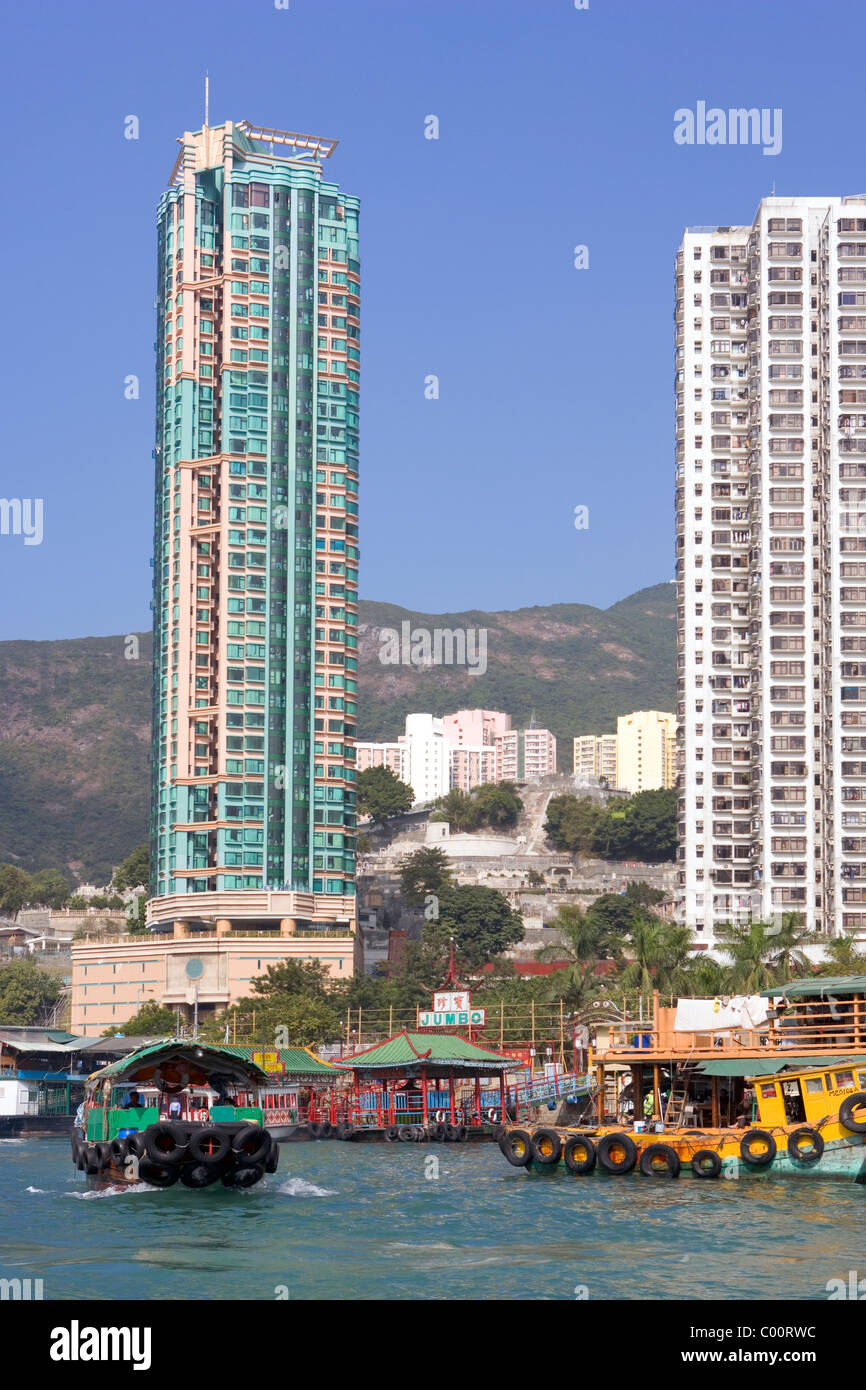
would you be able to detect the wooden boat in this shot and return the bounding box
[70,1040,279,1190]
[497,1057,866,1181]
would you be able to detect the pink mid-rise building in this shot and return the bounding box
[442,709,511,748]
[450,745,498,792]
[355,742,404,778]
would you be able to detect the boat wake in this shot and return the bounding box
[65,1182,155,1200]
[277,1176,336,1198]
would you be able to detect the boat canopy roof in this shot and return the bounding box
[88,1039,271,1086]
[760,975,866,1001]
[698,1055,866,1078]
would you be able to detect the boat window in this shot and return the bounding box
[858,1072,866,1089]
[804,1076,824,1093]
[759,1082,778,1099]
[833,1070,855,1088]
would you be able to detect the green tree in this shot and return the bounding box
[357,765,414,822]
[432,788,480,832]
[766,913,812,984]
[619,916,695,995]
[251,958,331,1000]
[0,865,34,917]
[817,933,866,976]
[113,844,149,892]
[545,795,604,854]
[29,868,71,909]
[535,904,609,1009]
[433,884,524,970]
[105,1001,177,1036]
[399,846,454,906]
[472,782,523,829]
[597,789,678,862]
[714,920,801,993]
[623,880,666,907]
[0,961,64,1025]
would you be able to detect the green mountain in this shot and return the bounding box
[0,584,674,881]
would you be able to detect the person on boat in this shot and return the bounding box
[734,1087,755,1128]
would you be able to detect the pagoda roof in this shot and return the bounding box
[343,1030,514,1075]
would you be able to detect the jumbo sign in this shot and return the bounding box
[418,1008,486,1028]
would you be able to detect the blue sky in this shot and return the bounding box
[1,0,864,638]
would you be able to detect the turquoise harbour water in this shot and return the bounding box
[2,1135,865,1301]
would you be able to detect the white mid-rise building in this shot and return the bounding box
[676,195,866,942]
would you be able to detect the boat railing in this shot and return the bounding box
[601,999,866,1057]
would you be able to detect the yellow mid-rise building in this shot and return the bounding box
[572,711,677,794]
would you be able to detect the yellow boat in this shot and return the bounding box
[497,1057,866,1181]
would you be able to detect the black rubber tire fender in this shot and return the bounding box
[93,1141,113,1170]
[127,1132,147,1159]
[839,1092,866,1134]
[265,1138,280,1173]
[187,1127,231,1166]
[434,1122,446,1141]
[221,1162,265,1189]
[318,1120,333,1139]
[384,1124,399,1142]
[498,1127,533,1167]
[398,1124,414,1142]
[690,1148,723,1179]
[83,1144,101,1174]
[231,1124,271,1166]
[109,1137,130,1166]
[740,1129,777,1166]
[456,1124,467,1142]
[307,1122,324,1140]
[638,1142,681,1179]
[530,1127,563,1166]
[787,1126,825,1164]
[597,1132,638,1174]
[180,1163,221,1189]
[137,1158,180,1188]
[144,1122,187,1165]
[563,1135,597,1175]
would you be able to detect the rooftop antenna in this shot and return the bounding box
[204,72,210,129]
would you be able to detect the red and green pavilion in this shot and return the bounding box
[342,1031,516,1130]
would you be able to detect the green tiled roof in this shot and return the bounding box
[760,976,866,1000]
[344,1031,514,1073]
[220,1044,345,1076]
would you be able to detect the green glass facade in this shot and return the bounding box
[149,123,359,915]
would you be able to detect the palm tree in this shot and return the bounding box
[766,912,812,984]
[536,905,607,1009]
[432,788,479,833]
[714,920,805,993]
[619,914,695,996]
[817,933,866,976]
[683,953,727,996]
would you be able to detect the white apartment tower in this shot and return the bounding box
[677,196,866,942]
